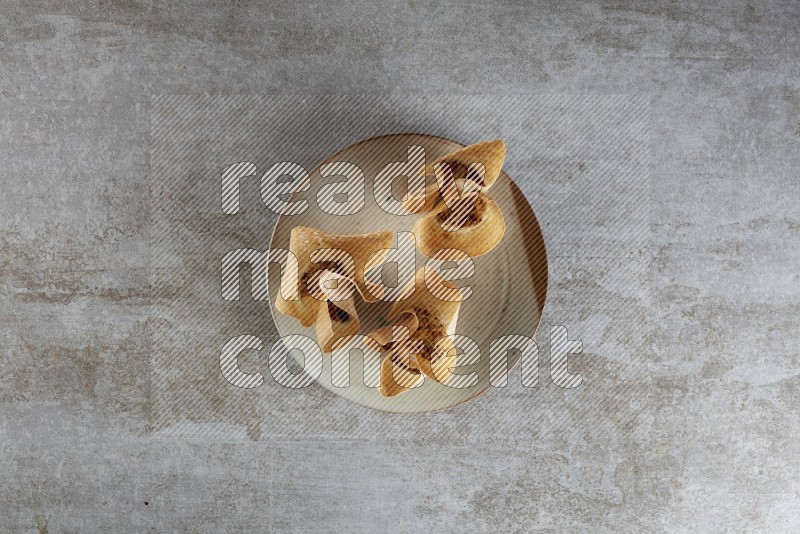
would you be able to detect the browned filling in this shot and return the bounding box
[390,352,421,374]
[435,194,486,228]
[300,260,343,297]
[409,307,446,362]
[381,341,419,373]
[448,162,485,188]
[327,301,351,323]
[381,307,447,373]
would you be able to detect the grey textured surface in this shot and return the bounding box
[1,1,799,532]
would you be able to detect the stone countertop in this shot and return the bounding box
[1,1,798,532]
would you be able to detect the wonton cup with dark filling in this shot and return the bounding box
[364,267,463,397]
[275,227,393,351]
[402,139,506,215]
[412,190,506,259]
[402,140,507,259]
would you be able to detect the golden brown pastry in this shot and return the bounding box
[402,140,507,259]
[365,268,463,397]
[412,190,506,259]
[403,139,506,214]
[298,269,359,353]
[275,227,393,328]
[314,296,360,353]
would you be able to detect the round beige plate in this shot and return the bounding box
[268,133,548,412]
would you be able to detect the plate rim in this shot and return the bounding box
[267,131,549,413]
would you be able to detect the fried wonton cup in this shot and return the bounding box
[315,296,360,353]
[275,227,393,327]
[378,338,425,397]
[309,270,362,353]
[412,191,506,259]
[365,268,463,397]
[402,139,506,214]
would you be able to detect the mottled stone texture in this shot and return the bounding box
[0,1,798,532]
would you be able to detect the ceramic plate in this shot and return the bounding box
[268,133,547,412]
